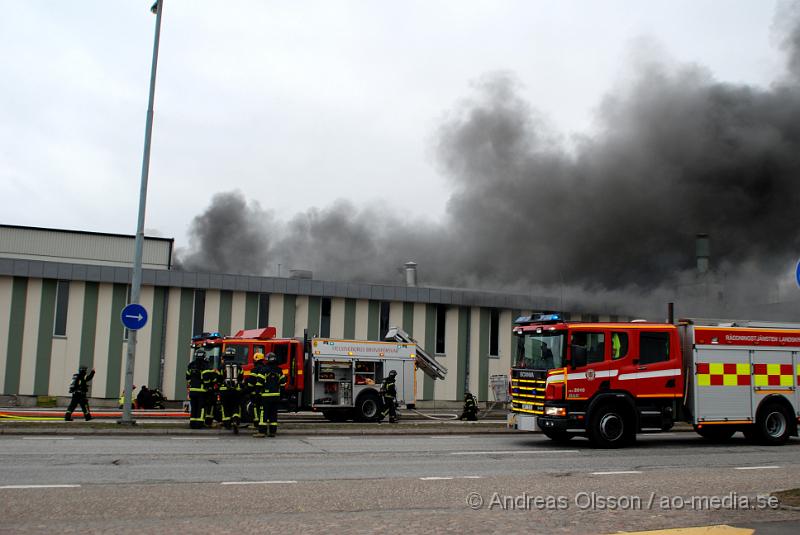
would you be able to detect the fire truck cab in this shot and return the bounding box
[508,314,800,448]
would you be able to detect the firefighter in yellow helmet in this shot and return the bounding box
[247,352,267,435]
[256,352,287,437]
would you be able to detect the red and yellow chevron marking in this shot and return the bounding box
[696,363,750,386]
[752,363,795,387]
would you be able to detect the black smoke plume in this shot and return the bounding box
[177,8,800,320]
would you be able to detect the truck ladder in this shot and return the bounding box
[384,327,448,380]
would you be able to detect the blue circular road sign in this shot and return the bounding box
[121,303,148,331]
[796,259,800,288]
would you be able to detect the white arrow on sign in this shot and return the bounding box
[125,313,144,321]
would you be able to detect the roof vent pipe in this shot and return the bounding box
[404,262,418,287]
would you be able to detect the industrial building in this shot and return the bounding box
[0,225,613,404]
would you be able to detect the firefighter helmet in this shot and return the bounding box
[78,365,88,374]
[388,370,397,377]
[224,347,236,357]
[193,349,206,360]
[253,352,265,362]
[266,352,278,363]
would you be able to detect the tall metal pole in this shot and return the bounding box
[121,0,163,425]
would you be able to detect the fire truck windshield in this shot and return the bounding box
[513,332,565,370]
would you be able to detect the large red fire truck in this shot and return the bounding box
[190,326,446,422]
[508,314,800,448]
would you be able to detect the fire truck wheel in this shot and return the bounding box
[354,391,382,422]
[755,402,792,445]
[694,425,736,442]
[588,404,635,448]
[542,430,574,443]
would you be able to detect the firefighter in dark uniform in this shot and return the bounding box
[219,347,243,434]
[186,350,208,429]
[379,370,398,423]
[248,352,267,436]
[65,366,95,421]
[256,352,287,438]
[459,391,479,421]
[201,356,221,427]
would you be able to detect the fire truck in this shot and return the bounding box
[190,326,446,422]
[508,314,800,448]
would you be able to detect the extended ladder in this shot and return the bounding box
[384,326,447,380]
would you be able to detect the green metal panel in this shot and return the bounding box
[456,307,470,400]
[104,284,128,398]
[306,296,321,338]
[33,279,57,394]
[244,292,258,330]
[218,290,232,336]
[79,282,98,369]
[343,298,356,339]
[423,304,436,400]
[367,300,379,341]
[173,288,195,400]
[4,277,28,395]
[478,308,491,401]
[282,295,296,338]
[402,302,414,336]
[148,287,167,389]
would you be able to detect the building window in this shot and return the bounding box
[192,289,206,336]
[53,280,70,336]
[320,297,332,338]
[258,293,270,328]
[489,308,499,357]
[379,301,390,341]
[123,285,131,341]
[435,304,447,354]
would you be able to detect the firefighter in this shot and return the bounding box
[201,355,221,427]
[256,352,287,438]
[219,347,243,434]
[64,366,95,421]
[186,349,208,429]
[248,352,267,436]
[378,370,398,423]
[459,391,479,421]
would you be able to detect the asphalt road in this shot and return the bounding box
[1,433,799,533]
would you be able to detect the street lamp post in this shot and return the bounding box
[120,0,164,425]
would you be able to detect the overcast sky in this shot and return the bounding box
[0,1,784,247]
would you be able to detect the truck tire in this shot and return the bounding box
[588,404,635,448]
[694,425,736,442]
[354,391,382,422]
[542,430,574,443]
[754,402,792,445]
[322,409,351,422]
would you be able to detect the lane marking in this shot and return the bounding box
[462,476,482,479]
[221,480,297,485]
[451,450,579,455]
[306,436,351,440]
[0,484,81,489]
[429,435,470,439]
[22,437,74,440]
[734,466,780,470]
[420,477,453,480]
[170,437,219,440]
[591,471,643,475]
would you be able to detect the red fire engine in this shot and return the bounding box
[508,314,800,448]
[190,326,445,422]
